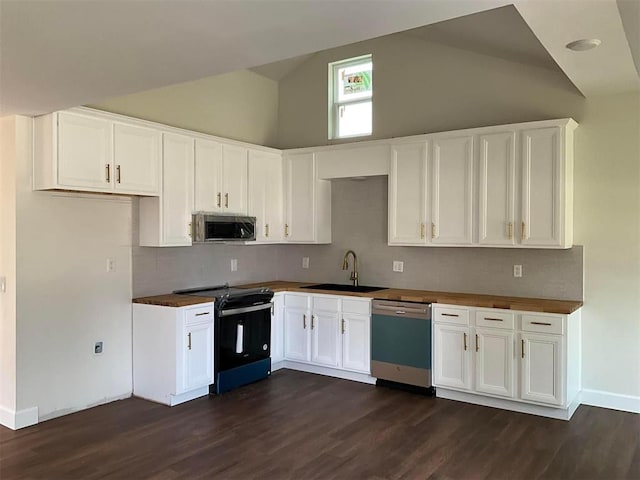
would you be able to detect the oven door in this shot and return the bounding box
[218,303,271,371]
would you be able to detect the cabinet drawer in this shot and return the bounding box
[284,294,309,310]
[185,305,214,325]
[433,306,470,325]
[342,298,371,315]
[475,310,515,330]
[312,295,340,312]
[521,314,564,335]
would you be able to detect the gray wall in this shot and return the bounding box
[277,177,583,301]
[277,32,584,149]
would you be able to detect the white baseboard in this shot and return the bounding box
[0,405,39,430]
[282,361,376,385]
[581,389,640,414]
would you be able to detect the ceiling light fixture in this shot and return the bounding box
[566,38,602,51]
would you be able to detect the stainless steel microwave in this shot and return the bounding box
[192,213,256,242]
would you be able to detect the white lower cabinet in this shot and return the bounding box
[133,303,214,406]
[281,293,372,378]
[433,304,580,420]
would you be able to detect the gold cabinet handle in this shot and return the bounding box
[522,221,526,241]
[195,312,209,316]
[341,319,345,335]
[311,315,315,330]
[188,222,192,238]
[463,332,468,351]
[187,332,192,351]
[225,193,229,208]
[531,321,552,326]
[475,334,479,352]
[217,192,221,208]
[442,313,459,317]
[285,224,289,237]
[265,223,269,238]
[116,165,121,184]
[521,339,525,358]
[303,314,306,329]
[420,223,425,239]
[508,222,513,240]
[431,222,436,239]
[105,164,111,183]
[484,317,503,322]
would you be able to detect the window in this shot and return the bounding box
[329,55,372,139]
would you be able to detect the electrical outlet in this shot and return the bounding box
[230,259,238,272]
[393,261,404,273]
[94,341,103,355]
[513,264,523,278]
[302,257,310,269]
[106,258,116,272]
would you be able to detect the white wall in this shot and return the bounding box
[574,92,640,399]
[0,117,18,425]
[12,117,133,421]
[89,69,279,147]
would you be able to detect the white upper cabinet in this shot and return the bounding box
[430,135,474,245]
[113,123,161,195]
[34,109,160,196]
[520,126,566,247]
[478,132,516,246]
[388,142,428,245]
[194,139,248,214]
[283,152,331,243]
[139,133,194,247]
[248,150,284,243]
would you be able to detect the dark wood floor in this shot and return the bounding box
[1,370,638,480]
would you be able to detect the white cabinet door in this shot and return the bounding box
[194,139,223,212]
[434,324,471,390]
[388,143,428,244]
[341,313,370,373]
[310,310,340,368]
[284,153,315,242]
[284,307,310,362]
[162,133,194,246]
[222,144,248,214]
[431,135,473,245]
[478,132,516,246]
[520,332,563,405]
[475,328,515,398]
[271,294,285,364]
[248,150,283,242]
[113,123,161,195]
[57,111,113,190]
[520,127,563,247]
[183,321,214,393]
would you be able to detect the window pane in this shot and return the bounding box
[337,62,372,102]
[338,101,372,137]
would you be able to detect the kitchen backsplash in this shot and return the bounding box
[133,176,583,300]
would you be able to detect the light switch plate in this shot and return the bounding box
[393,261,404,273]
[106,258,116,273]
[302,257,310,269]
[513,264,523,277]
[231,259,238,272]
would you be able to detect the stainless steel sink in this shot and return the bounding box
[300,283,385,293]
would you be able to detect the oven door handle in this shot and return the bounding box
[218,302,273,317]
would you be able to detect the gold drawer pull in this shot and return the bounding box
[217,192,221,207]
[303,314,306,329]
[522,221,526,240]
[442,313,459,317]
[195,312,210,317]
[188,222,192,238]
[225,193,229,208]
[431,222,436,239]
[341,319,345,335]
[463,333,468,351]
[420,223,425,239]
[531,321,552,326]
[265,224,269,238]
[521,339,525,358]
[105,164,111,183]
[116,164,121,184]
[188,332,192,350]
[285,224,289,237]
[508,222,513,240]
[484,317,503,322]
[311,315,315,330]
[475,334,479,352]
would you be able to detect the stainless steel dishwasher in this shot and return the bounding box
[371,300,433,393]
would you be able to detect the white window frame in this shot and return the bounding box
[328,54,372,140]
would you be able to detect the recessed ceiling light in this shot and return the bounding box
[566,39,602,51]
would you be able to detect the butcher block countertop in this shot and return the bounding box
[134,280,583,314]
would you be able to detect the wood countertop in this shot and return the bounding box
[133,281,583,314]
